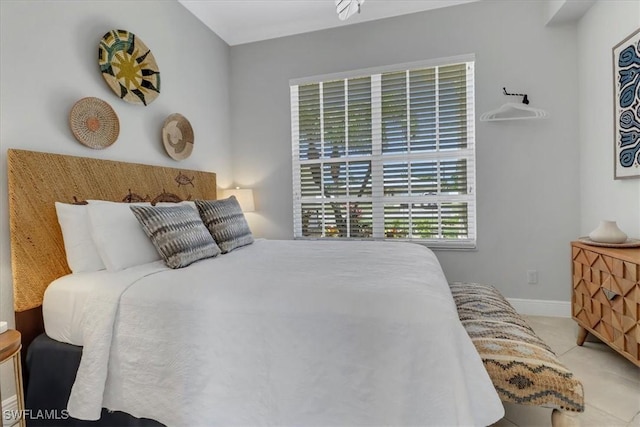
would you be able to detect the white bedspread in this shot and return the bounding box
[67,240,503,426]
[44,269,122,346]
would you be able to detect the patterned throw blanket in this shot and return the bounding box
[450,282,584,413]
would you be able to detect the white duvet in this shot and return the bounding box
[66,239,503,426]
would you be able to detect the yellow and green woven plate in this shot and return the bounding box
[98,29,160,106]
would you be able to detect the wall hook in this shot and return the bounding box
[503,87,529,105]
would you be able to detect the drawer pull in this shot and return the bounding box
[602,288,619,301]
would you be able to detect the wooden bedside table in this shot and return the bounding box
[0,329,26,427]
[571,241,640,366]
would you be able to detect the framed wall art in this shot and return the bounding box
[613,28,640,179]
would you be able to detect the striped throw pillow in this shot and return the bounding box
[130,204,221,269]
[196,197,254,253]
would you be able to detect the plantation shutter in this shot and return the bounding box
[291,56,476,248]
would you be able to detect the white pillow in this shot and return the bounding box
[55,202,106,273]
[87,200,162,271]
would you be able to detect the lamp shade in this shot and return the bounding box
[221,187,255,212]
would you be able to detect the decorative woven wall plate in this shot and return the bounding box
[99,29,161,106]
[69,97,120,149]
[162,113,194,160]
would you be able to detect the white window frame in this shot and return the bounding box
[290,55,476,249]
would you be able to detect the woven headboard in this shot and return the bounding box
[7,149,217,344]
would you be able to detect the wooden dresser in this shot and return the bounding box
[571,241,640,366]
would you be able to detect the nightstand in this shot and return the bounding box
[0,329,26,427]
[571,241,640,366]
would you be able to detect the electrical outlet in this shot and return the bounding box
[527,270,538,284]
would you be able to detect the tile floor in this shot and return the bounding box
[491,316,640,427]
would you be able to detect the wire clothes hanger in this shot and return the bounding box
[480,87,548,122]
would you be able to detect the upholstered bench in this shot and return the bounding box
[449,282,584,427]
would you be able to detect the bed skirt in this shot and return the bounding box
[25,334,164,427]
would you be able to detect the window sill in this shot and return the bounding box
[293,236,477,251]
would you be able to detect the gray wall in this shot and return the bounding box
[0,0,231,400]
[230,0,581,302]
[578,1,640,237]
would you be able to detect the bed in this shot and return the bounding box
[8,149,504,426]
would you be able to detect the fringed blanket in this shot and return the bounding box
[450,282,584,413]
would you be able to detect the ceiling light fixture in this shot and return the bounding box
[336,0,365,21]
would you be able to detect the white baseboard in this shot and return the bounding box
[507,298,571,318]
[1,394,18,427]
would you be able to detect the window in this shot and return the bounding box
[290,56,476,248]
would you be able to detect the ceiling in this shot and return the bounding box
[178,0,480,46]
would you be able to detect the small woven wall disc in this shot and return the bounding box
[162,113,194,161]
[69,97,120,149]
